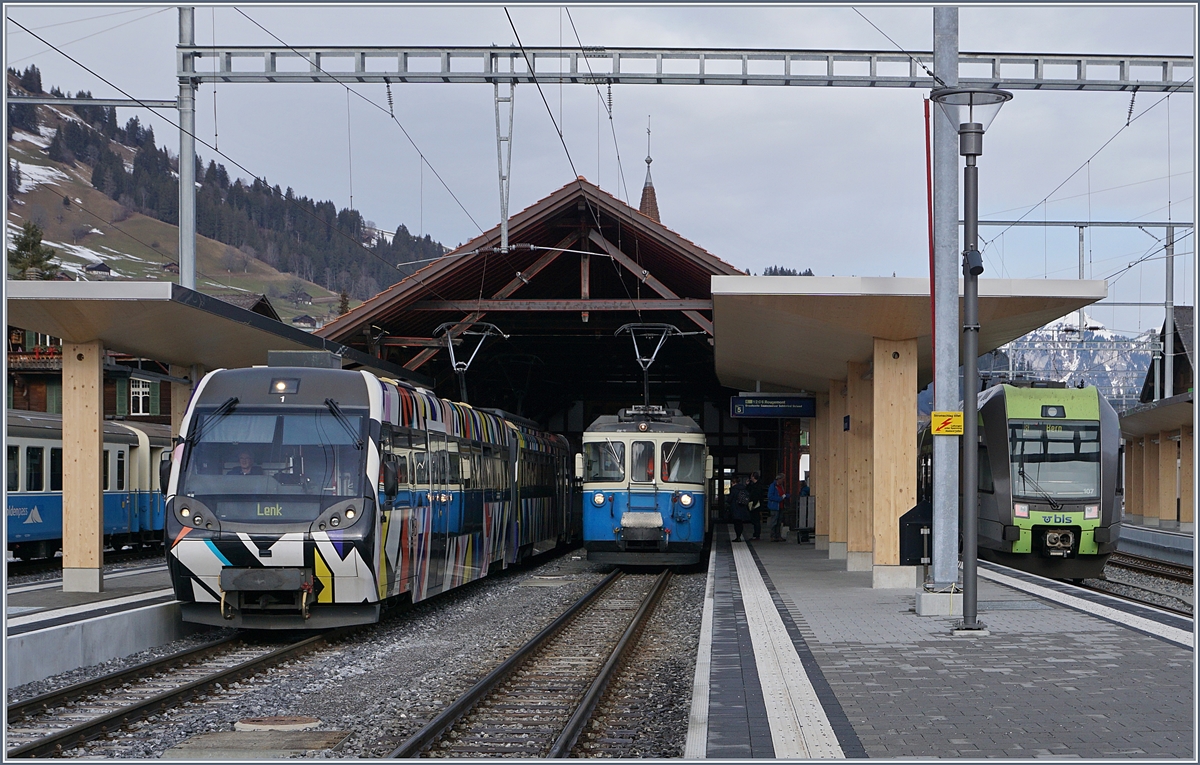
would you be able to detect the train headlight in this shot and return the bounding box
[193,515,203,526]
[345,509,356,519]
[1084,505,1099,520]
[330,516,341,527]
[1013,503,1029,518]
[179,507,191,518]
[592,492,606,507]
[679,493,694,507]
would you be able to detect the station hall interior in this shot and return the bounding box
[9,173,1192,595]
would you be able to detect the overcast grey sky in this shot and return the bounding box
[5,3,1195,336]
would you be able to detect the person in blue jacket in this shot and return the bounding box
[767,472,789,541]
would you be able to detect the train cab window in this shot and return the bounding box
[661,441,706,484]
[50,448,63,492]
[583,441,625,482]
[103,449,110,491]
[7,445,18,492]
[25,447,45,492]
[631,441,655,483]
[116,450,126,491]
[413,452,429,485]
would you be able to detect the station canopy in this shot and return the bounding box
[317,178,744,423]
[711,276,1109,394]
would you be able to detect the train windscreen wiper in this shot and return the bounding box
[325,398,364,450]
[187,396,239,445]
[1017,465,1062,511]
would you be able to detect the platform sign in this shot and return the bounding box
[931,411,964,436]
[731,396,816,418]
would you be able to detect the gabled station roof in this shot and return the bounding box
[712,276,1108,393]
[6,281,429,384]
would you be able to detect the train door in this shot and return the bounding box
[425,429,450,596]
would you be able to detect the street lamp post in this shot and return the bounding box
[930,87,1012,632]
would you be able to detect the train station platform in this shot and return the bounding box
[5,565,200,687]
[685,525,1194,759]
[1120,516,1195,566]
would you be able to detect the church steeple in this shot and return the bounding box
[639,117,660,223]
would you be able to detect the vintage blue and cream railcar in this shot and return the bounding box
[163,364,574,629]
[6,410,172,560]
[919,382,1121,580]
[577,406,712,565]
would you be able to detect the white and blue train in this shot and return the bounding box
[6,410,173,560]
[577,406,713,565]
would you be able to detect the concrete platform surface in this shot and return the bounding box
[687,526,1194,759]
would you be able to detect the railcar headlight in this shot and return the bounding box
[345,509,356,519]
[1084,505,1099,520]
[592,492,606,507]
[1013,503,1029,519]
[330,516,341,527]
[679,493,694,507]
[193,515,203,526]
[179,507,191,518]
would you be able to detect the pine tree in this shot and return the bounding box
[338,290,350,315]
[8,221,60,280]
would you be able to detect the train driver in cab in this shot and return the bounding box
[227,449,263,476]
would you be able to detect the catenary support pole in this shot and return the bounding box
[1078,226,1086,332]
[1164,225,1174,398]
[178,7,196,289]
[931,7,960,589]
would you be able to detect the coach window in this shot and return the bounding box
[50,447,63,492]
[116,450,126,491]
[630,441,655,483]
[102,449,110,491]
[26,446,45,492]
[7,446,18,492]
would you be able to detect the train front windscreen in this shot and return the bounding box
[1008,420,1100,501]
[178,407,367,523]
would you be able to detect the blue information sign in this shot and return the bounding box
[730,396,816,418]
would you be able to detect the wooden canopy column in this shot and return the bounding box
[1158,430,1179,524]
[827,379,848,559]
[1142,435,1159,526]
[1180,426,1194,528]
[1125,437,1143,519]
[871,338,919,588]
[813,392,830,550]
[62,340,105,592]
[846,361,873,572]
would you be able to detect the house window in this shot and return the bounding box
[46,381,62,415]
[131,379,151,415]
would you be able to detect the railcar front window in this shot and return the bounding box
[661,442,706,484]
[1009,420,1100,500]
[179,408,367,523]
[583,441,625,482]
[630,441,655,483]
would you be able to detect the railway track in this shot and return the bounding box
[1107,552,1193,585]
[5,631,343,758]
[391,569,671,758]
[6,547,165,580]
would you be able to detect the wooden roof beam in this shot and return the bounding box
[586,229,714,335]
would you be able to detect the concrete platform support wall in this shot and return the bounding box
[1159,430,1178,523]
[62,341,105,593]
[1125,437,1143,518]
[1180,427,1193,526]
[813,392,830,549]
[828,379,848,559]
[170,364,199,439]
[871,339,918,588]
[1143,436,1159,526]
[846,361,873,572]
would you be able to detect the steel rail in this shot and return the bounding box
[6,630,348,758]
[1074,580,1194,618]
[548,568,672,758]
[1108,551,1193,585]
[388,569,622,758]
[6,634,241,722]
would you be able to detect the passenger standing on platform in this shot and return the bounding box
[747,472,765,540]
[767,472,789,541]
[730,477,751,542]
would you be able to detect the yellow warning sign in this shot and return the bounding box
[931,411,964,436]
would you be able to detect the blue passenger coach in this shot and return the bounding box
[577,406,712,565]
[6,410,173,560]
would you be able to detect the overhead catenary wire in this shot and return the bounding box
[6,7,170,66]
[565,7,631,206]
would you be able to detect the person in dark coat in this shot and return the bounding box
[227,450,263,476]
[747,472,765,540]
[730,476,751,542]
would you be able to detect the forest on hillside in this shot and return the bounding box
[7,65,447,300]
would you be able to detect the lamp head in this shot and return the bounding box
[930,87,1012,134]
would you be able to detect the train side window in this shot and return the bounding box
[978,446,994,493]
[395,455,409,484]
[116,450,126,491]
[50,448,63,492]
[7,445,18,492]
[26,446,45,492]
[103,449,110,491]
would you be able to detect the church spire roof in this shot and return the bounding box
[639,117,660,223]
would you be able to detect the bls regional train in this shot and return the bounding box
[7,410,172,560]
[577,405,712,565]
[919,382,1121,580]
[163,364,573,629]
